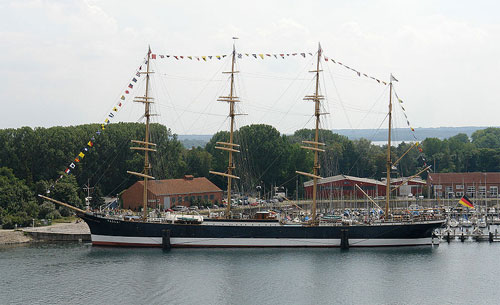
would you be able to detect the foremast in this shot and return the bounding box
[127,47,156,220]
[209,42,240,219]
[296,43,326,224]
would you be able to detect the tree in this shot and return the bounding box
[49,174,83,210]
[0,167,38,228]
[235,124,286,191]
[471,127,500,149]
[185,147,212,178]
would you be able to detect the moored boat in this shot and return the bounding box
[40,43,445,248]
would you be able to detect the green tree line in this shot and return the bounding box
[1,123,499,228]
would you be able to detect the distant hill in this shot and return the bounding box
[177,127,494,148]
[335,126,493,141]
[177,135,213,148]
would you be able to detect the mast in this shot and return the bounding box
[296,43,325,224]
[385,75,393,220]
[209,40,240,219]
[127,47,156,220]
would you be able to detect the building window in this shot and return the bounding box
[184,196,189,202]
[445,186,453,193]
[435,185,442,190]
[479,186,486,196]
[197,196,202,201]
[204,195,208,200]
[210,194,214,200]
[467,186,475,194]
[490,186,498,197]
[171,197,176,204]
[456,185,464,190]
[456,191,464,197]
[178,197,182,203]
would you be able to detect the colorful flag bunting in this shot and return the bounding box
[151,54,156,59]
[128,84,133,89]
[132,78,137,83]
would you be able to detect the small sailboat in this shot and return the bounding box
[448,218,459,228]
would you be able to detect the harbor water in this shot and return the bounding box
[1,242,499,305]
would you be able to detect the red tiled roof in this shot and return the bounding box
[137,177,222,195]
[428,172,500,184]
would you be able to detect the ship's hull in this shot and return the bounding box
[79,213,444,248]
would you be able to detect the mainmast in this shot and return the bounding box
[127,47,156,220]
[296,43,325,224]
[384,75,393,220]
[209,41,240,219]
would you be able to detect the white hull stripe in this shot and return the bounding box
[91,235,432,247]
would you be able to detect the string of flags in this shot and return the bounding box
[392,85,431,173]
[393,88,416,139]
[150,52,387,86]
[47,58,148,192]
[323,54,388,86]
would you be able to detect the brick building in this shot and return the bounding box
[428,172,500,198]
[122,175,223,211]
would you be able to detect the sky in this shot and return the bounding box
[1,0,499,137]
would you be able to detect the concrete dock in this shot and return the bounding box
[21,220,91,242]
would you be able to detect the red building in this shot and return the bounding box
[122,175,223,211]
[428,172,500,198]
[304,175,386,199]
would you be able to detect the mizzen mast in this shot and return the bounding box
[209,41,240,219]
[127,47,156,220]
[384,75,394,220]
[296,43,325,224]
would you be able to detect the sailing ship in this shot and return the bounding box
[40,43,445,248]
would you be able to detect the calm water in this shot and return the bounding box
[1,242,499,305]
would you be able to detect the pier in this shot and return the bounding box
[21,221,90,243]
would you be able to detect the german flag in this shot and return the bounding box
[458,195,474,209]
